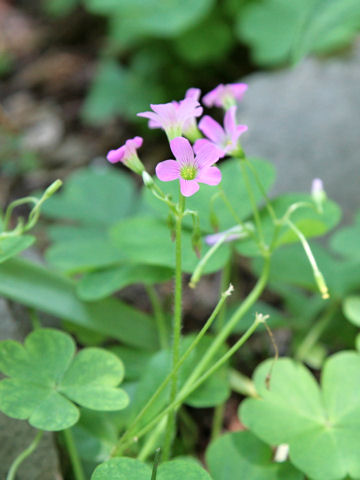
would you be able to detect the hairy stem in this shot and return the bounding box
[162,193,185,460]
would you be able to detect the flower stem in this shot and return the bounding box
[179,256,270,405]
[118,258,270,452]
[145,284,168,350]
[286,219,329,299]
[210,256,232,441]
[122,318,261,449]
[6,430,43,480]
[113,284,233,456]
[138,419,166,462]
[162,193,185,461]
[62,428,86,480]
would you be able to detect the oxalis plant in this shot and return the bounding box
[0,83,357,480]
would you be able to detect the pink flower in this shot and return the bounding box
[137,92,202,140]
[156,136,221,197]
[195,106,248,158]
[203,83,248,109]
[106,136,144,174]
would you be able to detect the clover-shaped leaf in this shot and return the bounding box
[206,430,304,480]
[0,328,129,431]
[91,457,212,480]
[240,352,360,480]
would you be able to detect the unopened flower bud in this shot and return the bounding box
[311,178,326,213]
[107,137,145,175]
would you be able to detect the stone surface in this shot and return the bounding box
[0,299,63,480]
[240,40,360,222]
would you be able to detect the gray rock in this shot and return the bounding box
[0,299,63,480]
[240,40,360,222]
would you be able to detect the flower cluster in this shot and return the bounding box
[106,83,248,197]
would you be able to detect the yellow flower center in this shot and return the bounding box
[180,165,197,180]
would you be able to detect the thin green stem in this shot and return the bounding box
[211,256,232,441]
[118,259,270,452]
[3,197,38,231]
[183,319,260,396]
[181,257,270,397]
[229,369,258,397]
[296,302,338,362]
[6,430,43,480]
[138,419,166,462]
[238,158,265,246]
[286,219,329,299]
[162,193,185,461]
[151,448,161,480]
[122,319,260,449]
[145,285,168,349]
[62,428,86,480]
[113,284,233,456]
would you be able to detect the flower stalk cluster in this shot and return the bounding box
[106,81,331,460]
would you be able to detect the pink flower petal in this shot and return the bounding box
[156,160,180,181]
[198,116,225,144]
[194,139,224,168]
[179,178,199,197]
[178,97,203,123]
[107,146,125,163]
[229,83,248,101]
[224,106,237,138]
[170,137,194,166]
[236,125,248,136]
[197,166,221,186]
[132,136,143,149]
[202,85,223,107]
[137,111,160,123]
[185,88,201,101]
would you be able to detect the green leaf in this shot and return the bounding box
[343,296,360,327]
[141,157,276,233]
[59,348,128,410]
[206,430,304,479]
[0,235,35,263]
[91,457,212,479]
[77,264,173,301]
[240,352,360,480]
[356,334,360,352]
[330,223,360,260]
[82,59,165,122]
[236,193,341,257]
[72,409,119,462]
[0,258,159,350]
[84,0,214,37]
[0,329,129,430]
[174,15,232,65]
[110,216,230,274]
[41,167,136,226]
[291,0,360,62]
[236,0,360,66]
[109,346,155,381]
[43,0,78,16]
